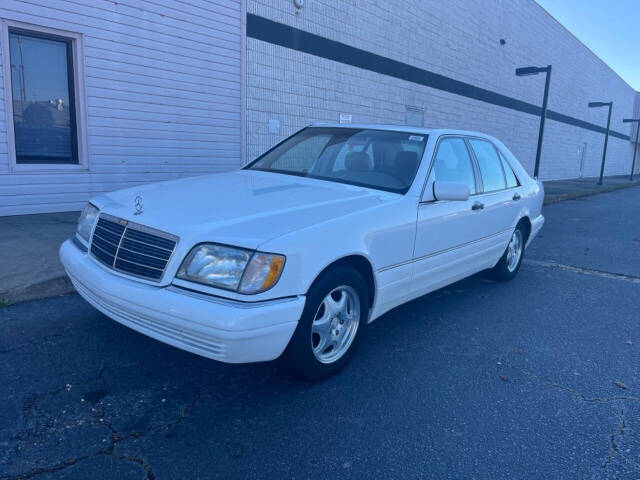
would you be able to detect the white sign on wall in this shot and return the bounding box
[268,119,280,134]
[339,113,352,124]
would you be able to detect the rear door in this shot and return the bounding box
[466,138,521,264]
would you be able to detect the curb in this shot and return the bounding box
[544,181,640,205]
[0,275,74,307]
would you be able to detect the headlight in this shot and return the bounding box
[176,244,285,294]
[77,203,99,243]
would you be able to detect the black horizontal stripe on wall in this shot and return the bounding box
[247,14,630,141]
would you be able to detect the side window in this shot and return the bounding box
[469,139,506,192]
[499,151,519,188]
[432,137,476,194]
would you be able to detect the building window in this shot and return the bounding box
[2,21,86,171]
[8,28,78,164]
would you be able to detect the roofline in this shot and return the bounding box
[309,123,499,139]
[310,123,433,134]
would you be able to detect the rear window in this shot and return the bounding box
[468,139,506,192]
[246,127,428,194]
[499,151,520,188]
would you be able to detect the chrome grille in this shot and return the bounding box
[90,214,178,281]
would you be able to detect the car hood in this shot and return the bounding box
[93,169,397,249]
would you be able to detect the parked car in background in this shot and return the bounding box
[60,125,544,380]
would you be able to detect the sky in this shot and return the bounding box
[535,0,640,90]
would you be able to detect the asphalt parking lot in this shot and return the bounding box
[2,186,639,480]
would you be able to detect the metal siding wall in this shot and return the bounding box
[0,34,6,168]
[246,0,638,181]
[0,0,243,216]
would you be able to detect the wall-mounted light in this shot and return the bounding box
[294,0,305,9]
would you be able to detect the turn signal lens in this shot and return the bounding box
[238,253,286,294]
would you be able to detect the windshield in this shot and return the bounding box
[245,127,428,194]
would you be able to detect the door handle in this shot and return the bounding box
[472,201,484,211]
[512,193,521,201]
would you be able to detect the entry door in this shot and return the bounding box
[410,137,493,300]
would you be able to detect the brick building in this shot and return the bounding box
[1,0,638,215]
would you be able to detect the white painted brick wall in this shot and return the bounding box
[246,0,639,180]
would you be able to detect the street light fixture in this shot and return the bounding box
[623,118,640,180]
[588,101,613,185]
[516,65,552,178]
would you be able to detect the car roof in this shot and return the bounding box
[310,123,498,141]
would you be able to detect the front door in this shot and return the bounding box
[410,136,494,300]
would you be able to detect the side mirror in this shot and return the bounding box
[433,181,470,201]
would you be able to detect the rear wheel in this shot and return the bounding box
[283,266,369,381]
[491,223,525,281]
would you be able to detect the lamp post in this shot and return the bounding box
[623,118,640,180]
[516,65,552,179]
[588,101,613,185]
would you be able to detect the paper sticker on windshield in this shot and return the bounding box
[409,135,424,142]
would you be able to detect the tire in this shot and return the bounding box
[491,222,526,282]
[282,266,369,381]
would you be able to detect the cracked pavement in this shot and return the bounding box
[1,186,640,479]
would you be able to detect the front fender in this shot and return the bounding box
[257,195,418,298]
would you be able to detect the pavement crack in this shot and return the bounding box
[519,369,640,405]
[120,389,210,442]
[515,367,637,471]
[110,455,156,480]
[0,447,112,480]
[2,387,200,480]
[524,259,640,284]
[602,410,626,469]
[5,362,193,480]
[20,363,136,423]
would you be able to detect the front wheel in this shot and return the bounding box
[282,266,369,381]
[491,224,525,281]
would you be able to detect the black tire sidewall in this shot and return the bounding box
[283,266,370,381]
[493,224,525,281]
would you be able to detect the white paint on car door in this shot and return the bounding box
[409,136,498,301]
[467,138,520,264]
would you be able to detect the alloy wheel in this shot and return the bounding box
[506,229,523,272]
[310,285,361,364]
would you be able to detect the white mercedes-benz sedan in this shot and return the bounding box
[60,125,544,379]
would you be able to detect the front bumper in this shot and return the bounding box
[60,239,305,363]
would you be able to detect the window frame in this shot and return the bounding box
[1,19,88,173]
[466,137,509,194]
[420,134,481,203]
[497,149,521,189]
[245,126,429,194]
[433,136,480,194]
